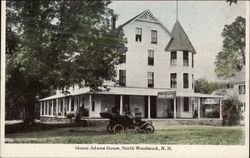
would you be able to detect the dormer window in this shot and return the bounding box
[151,30,157,44]
[135,28,142,42]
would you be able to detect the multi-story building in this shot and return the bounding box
[39,10,222,124]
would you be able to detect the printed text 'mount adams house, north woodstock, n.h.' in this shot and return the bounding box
[38,10,223,125]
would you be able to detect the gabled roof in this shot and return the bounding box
[165,20,196,53]
[119,9,172,37]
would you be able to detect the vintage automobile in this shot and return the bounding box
[100,108,155,134]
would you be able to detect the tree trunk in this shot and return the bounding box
[23,97,36,125]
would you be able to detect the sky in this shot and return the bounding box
[109,1,246,81]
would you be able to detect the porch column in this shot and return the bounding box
[56,99,59,116]
[40,102,42,116]
[89,94,92,118]
[174,98,177,118]
[69,97,72,112]
[79,95,82,107]
[51,100,54,116]
[148,96,151,119]
[43,102,46,115]
[74,96,77,112]
[62,98,65,116]
[120,95,123,115]
[47,101,49,116]
[76,96,79,112]
[197,98,201,119]
[219,99,222,119]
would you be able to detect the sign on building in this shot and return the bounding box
[158,91,176,99]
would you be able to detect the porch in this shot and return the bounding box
[38,86,223,122]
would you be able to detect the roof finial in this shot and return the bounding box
[176,0,178,21]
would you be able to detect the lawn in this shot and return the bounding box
[5,125,245,145]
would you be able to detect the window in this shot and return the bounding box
[184,97,189,112]
[171,51,177,66]
[183,73,189,88]
[239,85,245,94]
[119,53,126,64]
[119,70,126,86]
[135,28,142,42]
[148,50,154,66]
[151,30,157,44]
[148,72,154,88]
[192,74,194,89]
[183,51,189,66]
[71,97,74,111]
[227,84,234,88]
[192,53,194,67]
[242,103,246,111]
[170,73,177,88]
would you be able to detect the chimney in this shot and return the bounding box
[111,16,116,29]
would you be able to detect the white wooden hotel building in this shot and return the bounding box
[39,10,223,124]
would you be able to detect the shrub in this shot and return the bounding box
[222,97,243,126]
[66,113,75,119]
[75,113,81,123]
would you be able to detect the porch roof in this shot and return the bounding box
[39,86,222,101]
[96,86,173,96]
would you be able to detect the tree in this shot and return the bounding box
[226,0,237,5]
[222,97,243,126]
[6,1,126,123]
[215,16,245,78]
[194,78,226,94]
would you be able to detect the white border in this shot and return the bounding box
[1,1,249,158]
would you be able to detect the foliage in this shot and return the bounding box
[6,126,244,145]
[222,97,243,126]
[215,16,245,78]
[66,113,75,119]
[226,0,237,5]
[6,1,126,122]
[194,78,226,94]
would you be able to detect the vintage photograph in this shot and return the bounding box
[1,0,249,157]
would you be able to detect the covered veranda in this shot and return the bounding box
[38,86,223,122]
